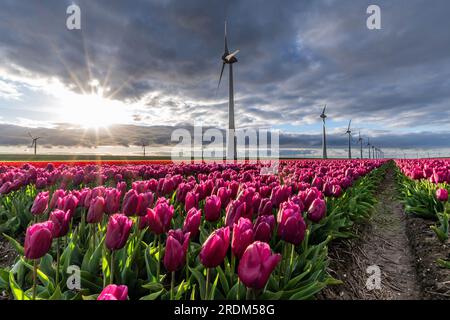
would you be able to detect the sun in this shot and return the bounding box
[54,80,129,129]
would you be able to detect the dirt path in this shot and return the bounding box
[321,167,421,299]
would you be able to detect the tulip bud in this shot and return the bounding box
[254,215,275,243]
[146,202,174,235]
[200,227,230,268]
[217,187,231,208]
[87,196,105,224]
[122,189,139,216]
[48,209,71,238]
[225,200,246,228]
[307,198,327,223]
[164,229,190,272]
[183,208,202,238]
[204,195,222,222]
[184,191,199,213]
[232,218,254,259]
[24,221,54,260]
[436,188,449,202]
[331,185,342,198]
[277,206,306,246]
[59,194,79,217]
[104,188,121,215]
[258,198,273,216]
[238,241,281,290]
[31,191,49,216]
[49,189,65,210]
[105,214,133,251]
[97,284,128,300]
[136,192,154,216]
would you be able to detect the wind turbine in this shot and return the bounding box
[320,105,328,159]
[358,131,363,159]
[28,132,41,156]
[367,137,371,159]
[217,21,239,161]
[345,120,352,159]
[141,140,147,158]
[372,145,375,158]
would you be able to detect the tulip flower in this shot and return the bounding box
[49,209,71,238]
[122,189,139,216]
[204,195,222,222]
[87,196,105,224]
[0,181,12,195]
[104,188,121,215]
[49,189,65,210]
[146,202,175,235]
[136,192,154,216]
[217,187,231,208]
[232,218,254,259]
[183,208,202,238]
[200,227,230,268]
[238,241,281,290]
[31,191,49,216]
[97,284,128,300]
[277,206,306,246]
[225,200,246,228]
[307,198,327,223]
[164,229,190,272]
[184,191,199,212]
[24,221,54,260]
[59,194,79,217]
[258,198,273,216]
[105,214,133,251]
[254,215,275,243]
[332,185,342,198]
[436,188,449,202]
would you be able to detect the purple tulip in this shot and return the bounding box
[184,191,199,212]
[136,192,154,216]
[277,205,306,246]
[122,189,139,216]
[31,191,49,216]
[164,229,190,272]
[225,200,246,228]
[200,227,230,268]
[105,214,133,251]
[307,198,327,222]
[24,221,54,259]
[49,189,65,210]
[436,188,449,202]
[183,208,202,238]
[232,218,254,259]
[87,196,105,224]
[146,202,174,235]
[254,215,275,243]
[204,195,222,222]
[238,241,281,290]
[104,188,121,215]
[97,284,128,300]
[48,209,71,238]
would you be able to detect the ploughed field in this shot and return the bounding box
[0,158,448,300]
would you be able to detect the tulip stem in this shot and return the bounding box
[32,259,38,300]
[230,255,236,283]
[55,237,60,286]
[156,235,161,281]
[237,279,240,300]
[170,271,175,300]
[185,250,189,280]
[205,268,211,300]
[110,250,114,284]
[246,288,255,300]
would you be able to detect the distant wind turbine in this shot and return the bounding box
[358,131,363,159]
[367,137,371,159]
[345,120,352,159]
[320,105,328,159]
[217,21,239,161]
[141,140,147,157]
[28,132,41,156]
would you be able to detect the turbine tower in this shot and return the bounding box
[367,138,371,159]
[372,145,375,159]
[217,21,239,161]
[358,131,363,159]
[320,105,328,159]
[141,140,147,158]
[28,132,41,156]
[345,120,352,159]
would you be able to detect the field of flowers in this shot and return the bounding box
[0,159,388,300]
[395,159,450,269]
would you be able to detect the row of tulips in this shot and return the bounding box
[395,159,450,267]
[0,159,387,300]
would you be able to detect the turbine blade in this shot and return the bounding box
[224,21,229,54]
[28,132,33,139]
[347,120,352,131]
[225,50,239,61]
[217,63,226,91]
[322,104,327,115]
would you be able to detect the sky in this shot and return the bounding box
[0,0,449,158]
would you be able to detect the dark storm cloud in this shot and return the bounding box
[0,0,449,147]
